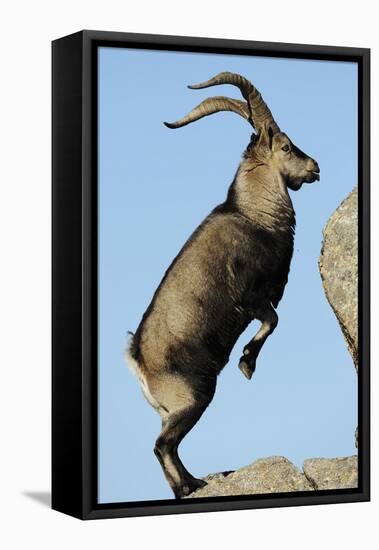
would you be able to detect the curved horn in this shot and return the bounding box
[189,72,280,133]
[164,96,252,129]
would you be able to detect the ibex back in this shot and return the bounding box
[127,72,320,498]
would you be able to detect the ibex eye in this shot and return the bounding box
[282,144,290,152]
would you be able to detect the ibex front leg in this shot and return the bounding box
[239,302,278,380]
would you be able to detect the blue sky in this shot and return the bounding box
[98,46,358,503]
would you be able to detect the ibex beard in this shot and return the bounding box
[126,72,320,498]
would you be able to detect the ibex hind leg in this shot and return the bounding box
[154,404,209,498]
[152,375,216,498]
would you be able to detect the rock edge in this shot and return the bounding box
[184,455,357,498]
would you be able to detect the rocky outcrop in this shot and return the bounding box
[185,455,358,498]
[319,187,358,448]
[319,187,358,370]
[303,456,358,490]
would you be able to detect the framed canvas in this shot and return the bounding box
[52,30,370,520]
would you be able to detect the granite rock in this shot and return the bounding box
[319,187,358,370]
[303,456,358,490]
[185,456,313,498]
[185,455,358,498]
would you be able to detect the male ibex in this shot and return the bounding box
[127,72,320,498]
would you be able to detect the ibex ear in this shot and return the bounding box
[257,123,274,150]
[267,125,274,150]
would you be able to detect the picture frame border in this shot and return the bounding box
[52,30,370,520]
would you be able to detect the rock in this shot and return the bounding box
[185,456,313,498]
[319,187,358,370]
[185,455,358,498]
[303,456,358,490]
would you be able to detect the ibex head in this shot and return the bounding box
[164,72,320,191]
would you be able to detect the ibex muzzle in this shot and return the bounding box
[127,72,320,498]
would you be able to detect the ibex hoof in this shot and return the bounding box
[238,358,256,380]
[175,478,207,498]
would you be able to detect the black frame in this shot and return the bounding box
[52,30,370,520]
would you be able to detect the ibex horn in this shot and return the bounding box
[184,71,280,133]
[164,96,252,129]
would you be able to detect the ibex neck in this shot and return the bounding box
[233,163,295,233]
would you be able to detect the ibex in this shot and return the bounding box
[127,72,320,498]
